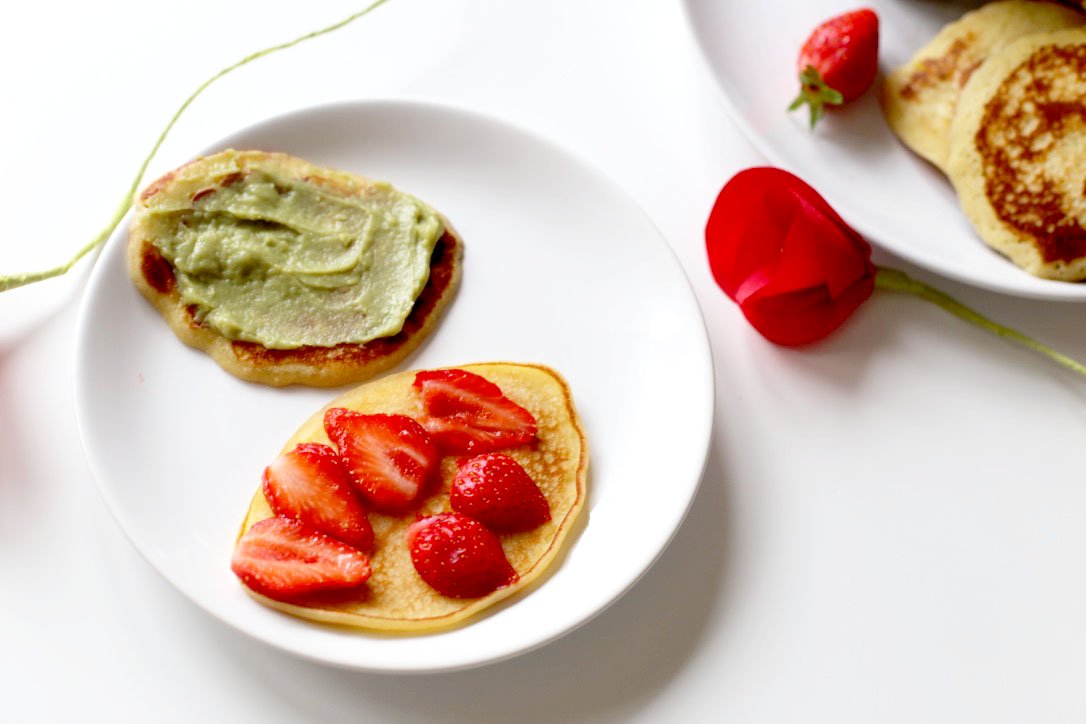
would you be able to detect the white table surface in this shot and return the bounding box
[4,1,1086,721]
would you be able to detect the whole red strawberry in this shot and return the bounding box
[451,453,551,533]
[790,8,879,128]
[406,513,518,598]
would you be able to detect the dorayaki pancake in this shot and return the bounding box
[129,150,462,387]
[236,363,588,632]
[947,27,1086,279]
[882,1,1083,171]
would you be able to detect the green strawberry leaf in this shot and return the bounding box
[789,65,845,130]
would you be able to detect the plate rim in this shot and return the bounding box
[73,97,716,673]
[680,0,1086,302]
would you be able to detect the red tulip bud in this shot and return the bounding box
[705,167,876,345]
[704,167,1086,380]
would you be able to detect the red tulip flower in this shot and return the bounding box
[705,167,1086,376]
[705,167,875,346]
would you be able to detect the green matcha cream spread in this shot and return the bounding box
[138,151,444,349]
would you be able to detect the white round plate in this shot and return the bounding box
[684,0,1086,301]
[74,101,714,672]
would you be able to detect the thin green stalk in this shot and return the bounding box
[0,0,390,293]
[875,266,1086,377]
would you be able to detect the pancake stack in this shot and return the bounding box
[882,1,1086,280]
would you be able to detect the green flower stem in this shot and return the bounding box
[875,266,1086,377]
[0,0,390,294]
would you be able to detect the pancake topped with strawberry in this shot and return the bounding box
[231,363,588,632]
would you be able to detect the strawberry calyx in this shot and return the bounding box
[789,65,845,129]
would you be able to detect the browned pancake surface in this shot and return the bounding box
[881,1,1084,170]
[973,43,1086,263]
[948,28,1086,278]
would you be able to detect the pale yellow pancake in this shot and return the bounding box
[947,27,1086,279]
[882,1,1083,171]
[236,363,588,632]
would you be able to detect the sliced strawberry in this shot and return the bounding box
[324,409,439,514]
[406,513,518,598]
[451,453,551,533]
[413,369,537,454]
[230,516,371,601]
[262,442,374,551]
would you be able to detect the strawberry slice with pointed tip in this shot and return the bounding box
[451,453,551,533]
[230,516,371,601]
[262,442,374,551]
[324,409,439,514]
[413,369,537,454]
[406,512,518,598]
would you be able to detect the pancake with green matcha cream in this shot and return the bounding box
[129,149,462,387]
[947,27,1086,280]
[882,0,1083,171]
[235,363,589,633]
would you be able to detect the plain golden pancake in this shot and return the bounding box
[947,27,1086,279]
[236,363,588,632]
[882,0,1083,171]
